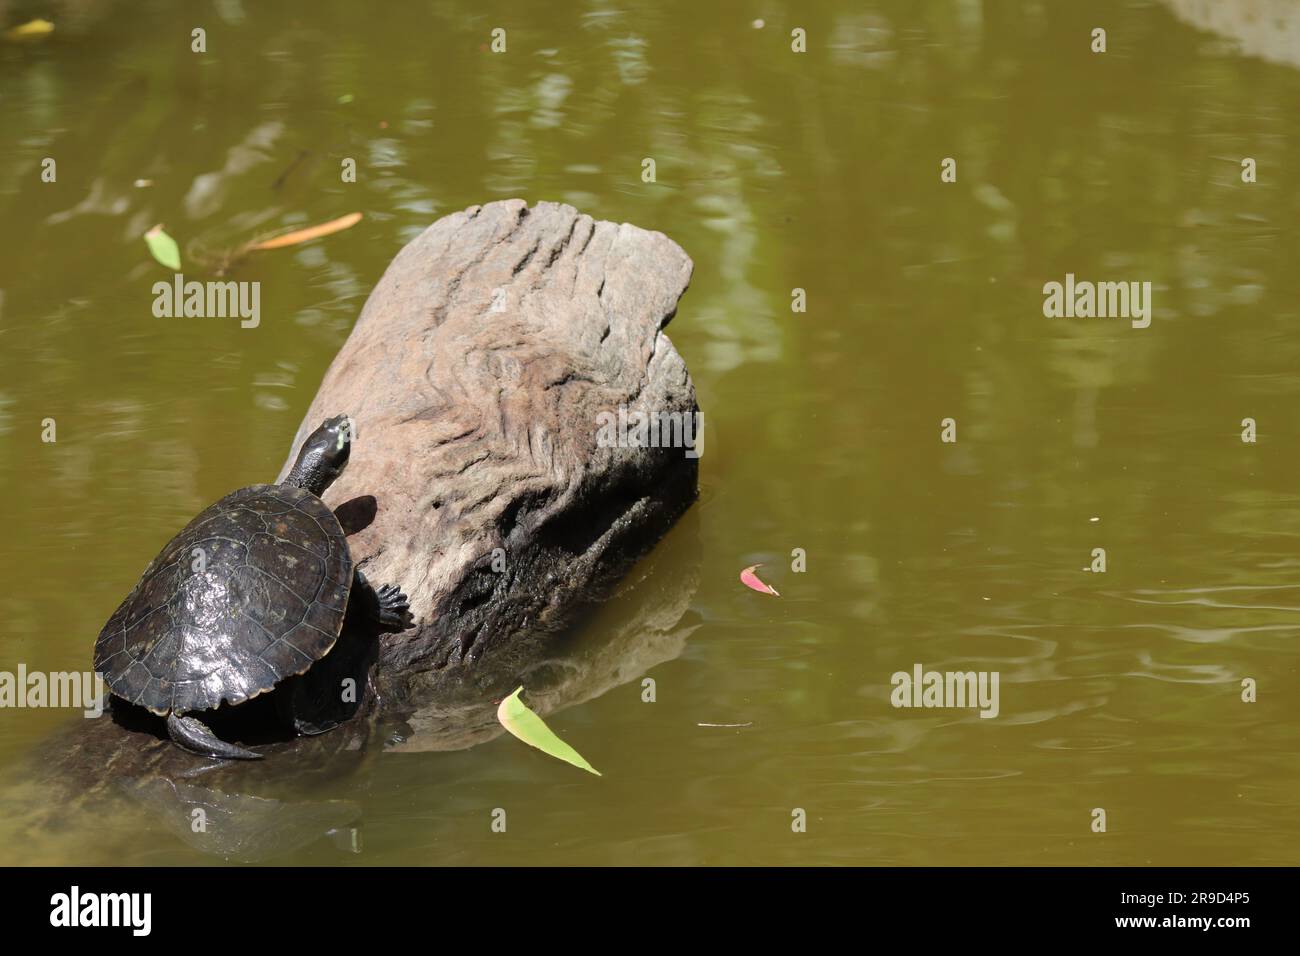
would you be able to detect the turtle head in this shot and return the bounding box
[285,415,353,496]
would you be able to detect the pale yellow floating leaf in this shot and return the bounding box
[497,686,601,776]
[249,212,363,251]
[5,19,54,40]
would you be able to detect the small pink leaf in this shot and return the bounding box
[740,564,780,596]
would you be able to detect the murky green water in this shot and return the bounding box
[1,0,1298,865]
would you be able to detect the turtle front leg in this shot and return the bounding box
[166,712,262,760]
[354,569,412,632]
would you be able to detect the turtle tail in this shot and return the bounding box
[167,712,263,761]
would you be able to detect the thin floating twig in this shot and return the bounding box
[270,148,312,191]
[188,212,366,276]
[249,212,363,250]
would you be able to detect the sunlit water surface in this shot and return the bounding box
[0,0,1297,864]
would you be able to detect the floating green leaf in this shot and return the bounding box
[496,686,601,776]
[144,224,181,271]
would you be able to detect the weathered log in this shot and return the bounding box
[276,198,700,713]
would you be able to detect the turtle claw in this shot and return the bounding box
[353,570,412,632]
[375,583,411,632]
[167,712,262,761]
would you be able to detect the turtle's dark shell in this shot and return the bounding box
[94,484,353,716]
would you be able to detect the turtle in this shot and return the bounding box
[93,415,411,760]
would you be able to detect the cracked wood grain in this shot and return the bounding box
[276,199,699,709]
